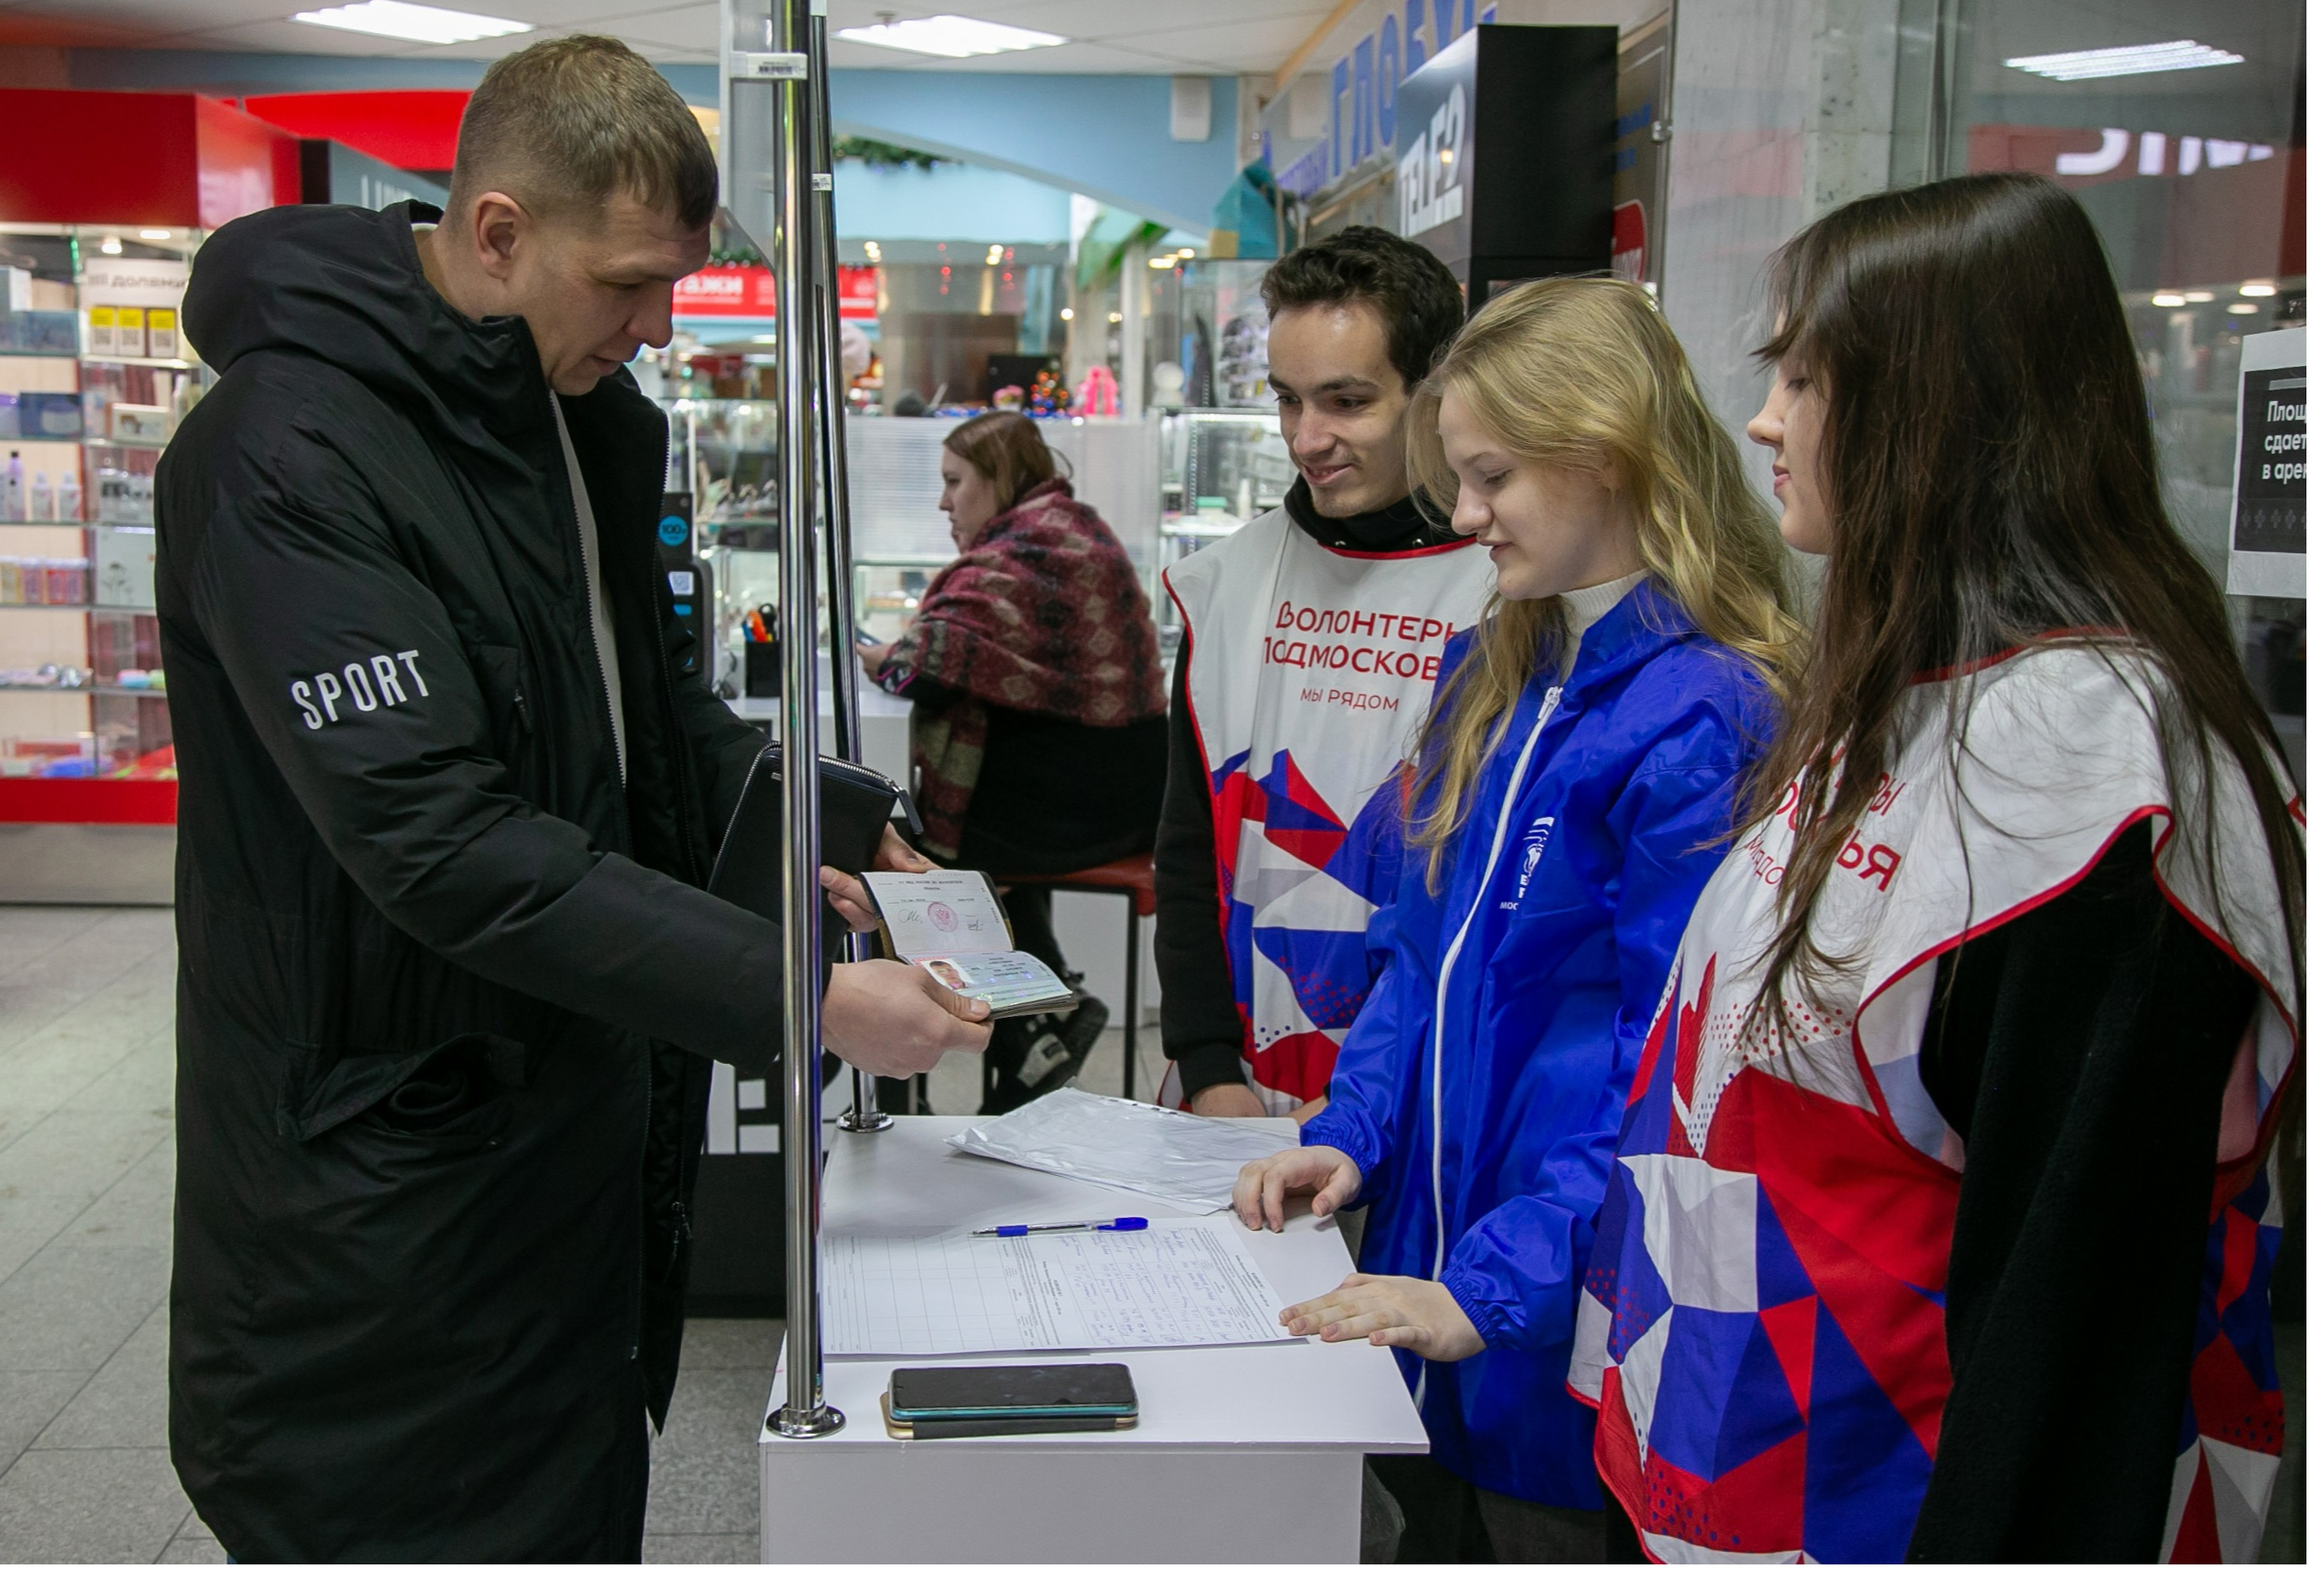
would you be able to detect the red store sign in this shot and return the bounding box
[836,264,878,320]
[673,264,776,318]
[674,263,879,321]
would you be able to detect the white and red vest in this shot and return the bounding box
[1570,642,2300,1562]
[1161,508,1494,1113]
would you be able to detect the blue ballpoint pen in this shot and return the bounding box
[972,1216,1150,1237]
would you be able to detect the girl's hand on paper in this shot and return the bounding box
[1233,1145,1360,1232]
[822,959,991,1075]
[855,639,894,676]
[1281,1274,1486,1361]
[819,828,942,930]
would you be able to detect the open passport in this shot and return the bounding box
[860,871,1080,1018]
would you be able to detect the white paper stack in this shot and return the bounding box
[944,1088,1285,1213]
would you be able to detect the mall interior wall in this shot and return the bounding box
[834,163,1075,247]
[821,71,1242,237]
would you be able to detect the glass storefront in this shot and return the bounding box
[850,242,1069,413]
[1903,0,2306,778]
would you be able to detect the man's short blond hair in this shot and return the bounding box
[450,34,718,229]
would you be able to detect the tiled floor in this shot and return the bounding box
[0,906,1164,1563]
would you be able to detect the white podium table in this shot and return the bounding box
[757,1116,1428,1562]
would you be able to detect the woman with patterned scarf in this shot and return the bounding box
[859,412,1168,1110]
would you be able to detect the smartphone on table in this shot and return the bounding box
[883,1362,1138,1438]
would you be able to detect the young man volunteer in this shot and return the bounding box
[1157,227,1494,1117]
[156,37,985,1562]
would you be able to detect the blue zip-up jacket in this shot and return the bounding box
[1300,579,1776,1510]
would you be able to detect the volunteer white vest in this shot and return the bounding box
[1161,507,1495,1112]
[1571,640,2300,1562]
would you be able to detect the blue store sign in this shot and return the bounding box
[1279,0,1496,197]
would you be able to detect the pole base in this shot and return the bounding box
[768,1400,846,1439]
[836,1107,893,1132]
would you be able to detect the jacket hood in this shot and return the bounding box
[183,201,550,433]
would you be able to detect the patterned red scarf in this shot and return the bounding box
[873,478,1166,857]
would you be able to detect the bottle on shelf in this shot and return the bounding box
[56,466,79,524]
[29,468,51,523]
[2,451,20,523]
[39,557,83,604]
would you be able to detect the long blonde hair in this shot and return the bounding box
[1407,276,1802,886]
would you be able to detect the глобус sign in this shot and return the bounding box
[2226,326,2304,599]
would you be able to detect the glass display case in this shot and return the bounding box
[1131,259,1290,629]
[660,398,959,699]
[1156,410,1294,622]
[658,398,1165,695]
[1138,258,1274,413]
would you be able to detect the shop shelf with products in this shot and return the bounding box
[1157,407,1294,553]
[658,393,812,707]
[1153,404,1294,635]
[0,222,204,832]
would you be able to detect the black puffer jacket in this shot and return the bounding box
[157,201,784,1562]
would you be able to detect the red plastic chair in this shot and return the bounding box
[993,853,1156,1099]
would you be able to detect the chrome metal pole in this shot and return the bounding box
[810,15,863,774]
[811,11,891,1138]
[765,0,842,1441]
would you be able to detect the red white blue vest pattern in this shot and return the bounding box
[1162,509,1494,1113]
[1568,644,2300,1563]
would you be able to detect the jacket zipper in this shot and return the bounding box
[1416,681,1561,1408]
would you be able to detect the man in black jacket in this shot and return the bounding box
[156,36,987,1562]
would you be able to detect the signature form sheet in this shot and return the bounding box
[822,1220,1297,1357]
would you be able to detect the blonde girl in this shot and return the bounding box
[1233,277,1799,1561]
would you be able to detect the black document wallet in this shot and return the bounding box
[708,748,911,947]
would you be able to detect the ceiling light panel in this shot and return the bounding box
[834,14,1067,58]
[292,1,533,46]
[2004,39,2242,82]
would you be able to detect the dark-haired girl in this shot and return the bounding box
[1570,171,2301,1563]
